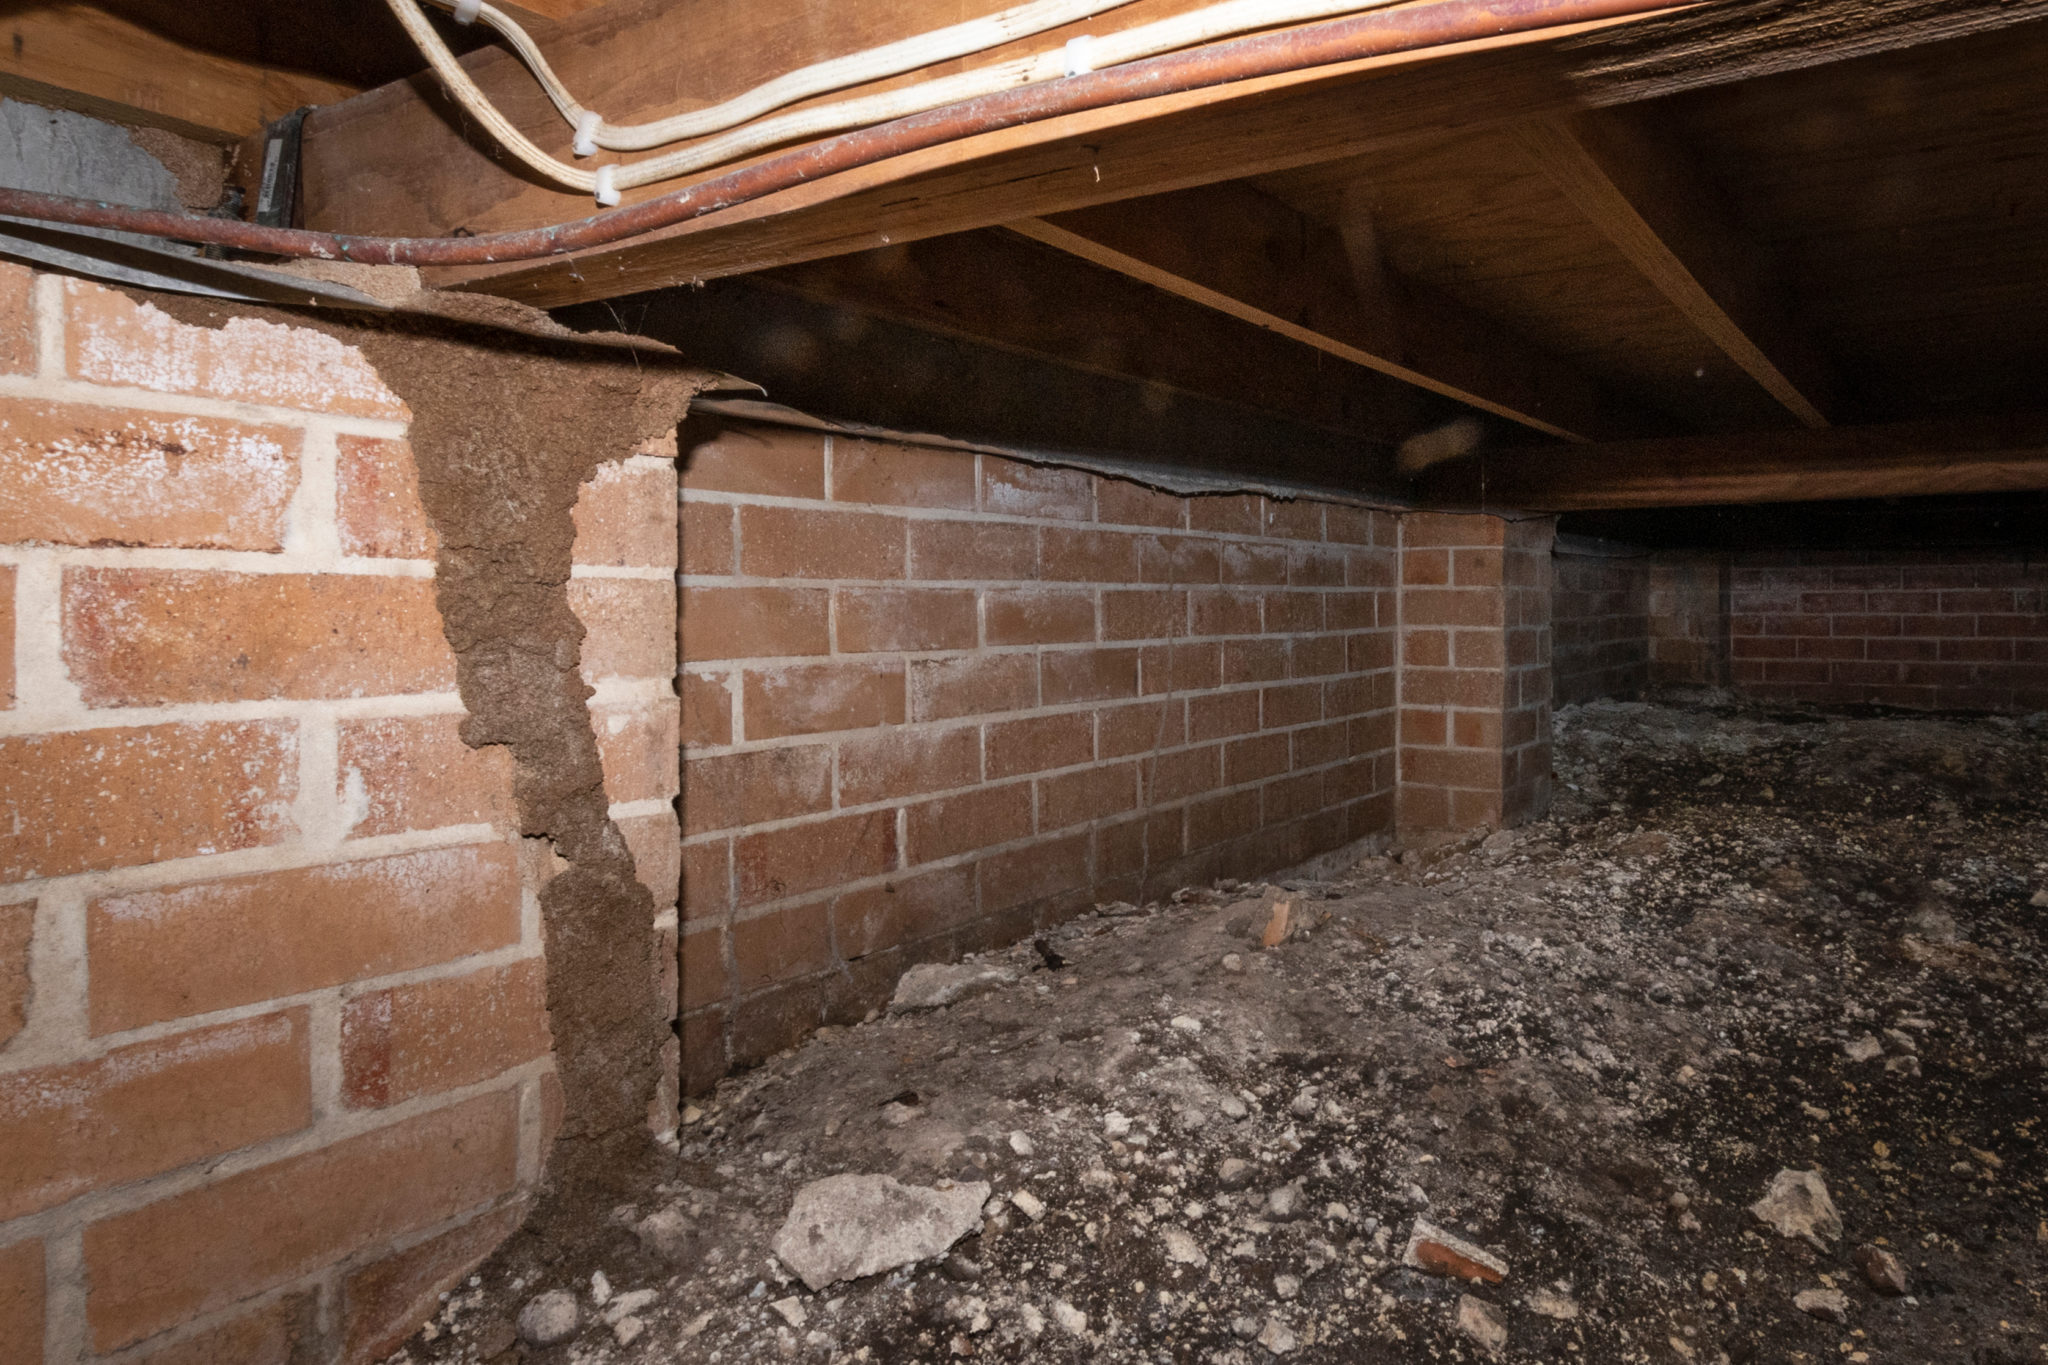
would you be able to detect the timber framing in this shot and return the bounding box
[278,0,2048,306]
[1419,415,2048,510]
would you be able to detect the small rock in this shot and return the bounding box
[1010,1189,1046,1222]
[888,963,1018,1013]
[771,1297,807,1329]
[634,1207,689,1259]
[604,1289,659,1324]
[1524,1287,1578,1320]
[1103,1111,1132,1138]
[1009,1131,1035,1157]
[2032,889,2048,908]
[1854,1243,1909,1295]
[1161,1227,1207,1267]
[1844,1035,1884,1063]
[1052,1300,1088,1335]
[1232,1316,1261,1340]
[772,1174,991,1292]
[1222,953,1245,973]
[943,1254,984,1283]
[589,1270,611,1306]
[1455,1295,1509,1354]
[1218,1158,1254,1189]
[1885,1054,1921,1077]
[1749,1169,1842,1249]
[517,1290,579,1346]
[1017,1304,1045,1337]
[1170,1015,1204,1035]
[1794,1287,1850,1323]
[1266,1184,1301,1220]
[1273,1273,1300,1299]
[612,1316,645,1347]
[1402,1218,1509,1284]
[949,1296,992,1333]
[1220,1095,1250,1120]
[1256,1316,1298,1354]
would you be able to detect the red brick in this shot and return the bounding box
[741,505,905,579]
[1042,527,1138,582]
[682,585,827,661]
[1452,547,1506,587]
[1189,689,1259,741]
[0,901,28,1048]
[89,844,520,1034]
[0,720,296,882]
[736,810,897,906]
[1263,682,1322,729]
[837,587,977,653]
[979,833,1089,910]
[1263,590,1323,634]
[1188,494,1261,535]
[684,745,832,835]
[341,960,547,1109]
[1223,637,1287,682]
[1144,744,1220,802]
[1292,633,1349,677]
[1324,505,1390,546]
[0,1010,310,1221]
[908,783,1032,863]
[1404,747,1500,789]
[0,400,299,551]
[1042,647,1139,704]
[833,862,976,958]
[982,458,1092,520]
[743,660,904,737]
[64,280,405,418]
[1453,628,1505,670]
[839,725,979,804]
[0,263,31,374]
[1138,534,1222,585]
[573,461,676,568]
[83,1092,517,1352]
[907,519,1037,580]
[336,434,434,559]
[1797,636,1866,661]
[1226,733,1290,784]
[682,500,736,575]
[985,588,1094,645]
[1103,588,1186,641]
[679,418,824,498]
[1263,770,1326,822]
[133,1292,316,1365]
[682,670,734,746]
[64,569,454,705]
[1140,640,1221,694]
[570,578,675,682]
[1039,762,1138,830]
[595,700,680,804]
[1401,511,1503,548]
[1098,699,1186,757]
[987,712,1092,779]
[342,1207,522,1365]
[1290,546,1346,587]
[832,438,976,509]
[1095,478,1185,529]
[680,924,728,1011]
[681,836,730,925]
[729,979,826,1063]
[911,654,1036,720]
[1452,711,1503,749]
[1263,499,1324,541]
[1218,542,1289,585]
[1188,789,1261,850]
[0,1239,41,1365]
[1404,668,1502,708]
[732,901,833,989]
[1292,719,1347,768]
[0,563,11,707]
[338,714,515,838]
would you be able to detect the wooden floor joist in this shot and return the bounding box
[1421,414,2048,510]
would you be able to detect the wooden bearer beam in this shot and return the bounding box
[1422,414,2048,510]
[1516,109,1835,428]
[1014,181,1644,442]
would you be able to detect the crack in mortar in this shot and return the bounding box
[136,289,710,1195]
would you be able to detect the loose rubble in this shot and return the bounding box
[391,695,2048,1363]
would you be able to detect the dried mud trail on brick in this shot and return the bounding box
[395,697,2047,1365]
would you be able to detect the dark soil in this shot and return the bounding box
[397,694,2048,1365]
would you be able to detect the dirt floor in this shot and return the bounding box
[397,694,2048,1364]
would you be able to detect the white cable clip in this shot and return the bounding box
[593,164,620,208]
[1063,34,1096,77]
[572,111,602,158]
[452,0,482,23]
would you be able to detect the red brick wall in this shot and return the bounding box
[1552,545,1650,706]
[1729,552,2048,711]
[1397,512,1555,832]
[0,268,651,1364]
[677,419,1416,1085]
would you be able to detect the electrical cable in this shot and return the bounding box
[0,0,1684,267]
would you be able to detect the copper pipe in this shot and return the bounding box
[0,0,1680,267]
